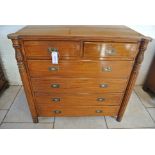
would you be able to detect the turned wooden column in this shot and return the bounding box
[117,39,150,121]
[11,38,38,123]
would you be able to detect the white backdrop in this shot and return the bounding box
[0,25,155,85]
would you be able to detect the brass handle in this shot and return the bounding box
[48,66,59,71]
[105,48,116,56]
[96,110,103,113]
[53,110,62,114]
[51,84,60,88]
[103,66,112,72]
[48,47,58,53]
[100,84,108,88]
[97,98,105,102]
[52,98,60,102]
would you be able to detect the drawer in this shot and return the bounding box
[84,42,138,58]
[31,78,128,93]
[27,60,133,78]
[34,93,123,106]
[24,41,81,58]
[36,105,120,117]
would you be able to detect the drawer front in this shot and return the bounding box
[36,105,120,117]
[31,78,128,93]
[28,60,133,78]
[24,41,80,58]
[84,42,138,58]
[34,93,123,106]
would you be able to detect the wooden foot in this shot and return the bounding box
[33,117,39,123]
[143,85,149,92]
[116,116,122,122]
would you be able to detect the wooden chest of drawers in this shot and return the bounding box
[8,26,151,123]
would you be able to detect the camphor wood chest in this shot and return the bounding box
[8,26,151,123]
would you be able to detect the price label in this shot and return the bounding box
[51,51,58,64]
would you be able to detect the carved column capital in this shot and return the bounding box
[12,39,24,70]
[136,39,149,64]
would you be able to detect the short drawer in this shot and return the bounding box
[31,78,128,93]
[27,60,133,78]
[24,41,80,58]
[34,93,123,106]
[84,42,139,58]
[36,105,120,117]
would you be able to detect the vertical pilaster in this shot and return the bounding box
[12,39,38,123]
[117,39,149,121]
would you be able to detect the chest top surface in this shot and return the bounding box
[8,25,150,41]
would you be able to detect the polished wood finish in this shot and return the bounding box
[117,39,150,121]
[84,42,139,59]
[24,41,81,58]
[37,105,120,117]
[27,60,133,78]
[31,78,128,93]
[11,39,38,123]
[8,26,149,41]
[35,93,123,106]
[8,26,151,123]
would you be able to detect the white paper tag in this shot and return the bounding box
[51,51,58,64]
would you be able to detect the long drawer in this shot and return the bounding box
[31,78,128,93]
[27,60,133,78]
[34,93,123,106]
[36,105,120,117]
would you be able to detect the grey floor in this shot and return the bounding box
[0,86,155,129]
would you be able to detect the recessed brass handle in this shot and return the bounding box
[53,110,62,114]
[48,66,59,71]
[105,48,116,56]
[48,47,58,53]
[97,98,105,102]
[51,84,60,88]
[103,66,112,72]
[100,84,108,88]
[96,110,103,113]
[52,98,60,102]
